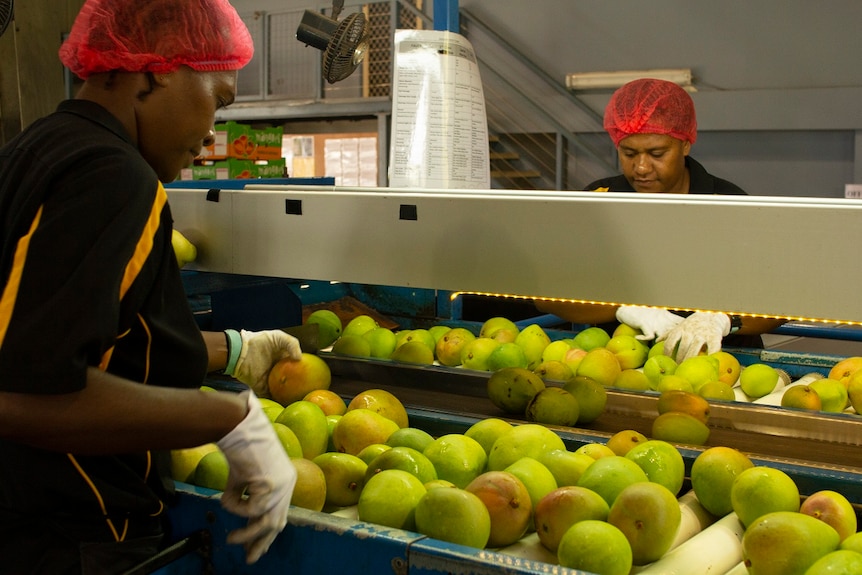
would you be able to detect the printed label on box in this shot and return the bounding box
[195,122,284,161]
[252,126,284,160]
[213,158,286,179]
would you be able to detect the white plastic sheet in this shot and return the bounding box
[389,29,490,189]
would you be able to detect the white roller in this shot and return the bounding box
[667,490,718,551]
[733,386,753,402]
[632,512,745,575]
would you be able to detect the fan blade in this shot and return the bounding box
[322,12,369,83]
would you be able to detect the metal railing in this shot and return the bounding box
[232,2,618,190]
[459,8,617,190]
[236,1,432,103]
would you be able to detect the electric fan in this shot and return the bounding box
[0,0,13,38]
[296,0,369,84]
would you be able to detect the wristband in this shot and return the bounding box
[224,329,242,376]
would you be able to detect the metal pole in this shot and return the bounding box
[433,0,459,32]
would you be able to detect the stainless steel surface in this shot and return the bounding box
[167,186,862,323]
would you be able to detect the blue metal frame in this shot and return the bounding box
[164,177,335,190]
[772,323,862,342]
[433,0,459,32]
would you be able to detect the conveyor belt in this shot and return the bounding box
[204,351,862,508]
[189,358,862,575]
[317,354,862,474]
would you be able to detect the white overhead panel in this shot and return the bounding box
[168,185,862,324]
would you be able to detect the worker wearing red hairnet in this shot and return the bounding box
[538,79,782,360]
[0,0,299,571]
[587,78,746,195]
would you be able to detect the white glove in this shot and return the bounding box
[615,306,684,341]
[660,312,731,362]
[233,329,302,396]
[217,391,297,564]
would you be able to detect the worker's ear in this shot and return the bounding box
[682,141,692,156]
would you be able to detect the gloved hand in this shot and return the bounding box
[232,329,302,396]
[217,391,297,564]
[660,312,731,362]
[615,306,684,342]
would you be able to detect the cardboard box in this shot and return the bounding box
[196,122,284,161]
[178,162,218,181]
[178,158,286,181]
[237,158,285,179]
[250,126,284,160]
[214,158,286,179]
[196,121,244,160]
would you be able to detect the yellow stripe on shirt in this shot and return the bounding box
[98,180,166,373]
[0,205,44,349]
[67,453,126,542]
[119,182,167,301]
[72,182,168,540]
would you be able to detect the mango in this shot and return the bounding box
[651,411,710,446]
[487,367,545,414]
[525,387,579,427]
[607,481,682,565]
[742,511,840,575]
[656,389,710,424]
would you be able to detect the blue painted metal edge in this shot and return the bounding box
[165,482,587,575]
[164,177,335,190]
[166,485,420,575]
[772,323,862,341]
[433,0,460,32]
[408,536,577,575]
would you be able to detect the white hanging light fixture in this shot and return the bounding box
[566,68,694,91]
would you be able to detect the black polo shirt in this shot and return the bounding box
[585,156,747,195]
[0,100,208,549]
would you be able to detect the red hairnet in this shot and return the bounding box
[59,0,253,79]
[603,78,697,146]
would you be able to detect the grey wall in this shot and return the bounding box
[455,0,862,197]
[231,0,862,197]
[457,1,862,95]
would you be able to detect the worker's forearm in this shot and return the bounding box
[0,367,245,454]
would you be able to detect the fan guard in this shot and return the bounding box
[296,2,369,84]
[322,12,368,84]
[0,0,14,38]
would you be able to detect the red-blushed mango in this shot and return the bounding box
[465,471,532,548]
[347,388,409,428]
[331,408,399,456]
[268,353,331,405]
